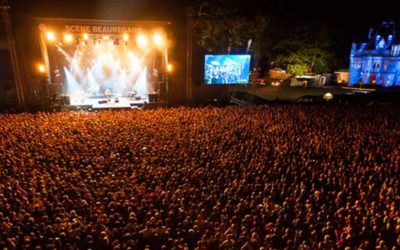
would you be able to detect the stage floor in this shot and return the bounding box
[70,96,148,109]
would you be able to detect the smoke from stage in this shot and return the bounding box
[60,39,149,105]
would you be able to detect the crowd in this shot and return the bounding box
[0,105,399,250]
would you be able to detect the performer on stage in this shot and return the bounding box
[129,90,137,100]
[104,89,112,101]
[80,91,87,104]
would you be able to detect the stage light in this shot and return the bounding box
[123,33,129,41]
[137,34,148,48]
[167,63,173,72]
[38,63,46,73]
[83,33,89,40]
[152,33,164,47]
[46,31,56,42]
[64,33,73,43]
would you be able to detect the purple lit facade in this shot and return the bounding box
[349,22,400,87]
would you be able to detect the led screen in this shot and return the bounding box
[204,54,251,84]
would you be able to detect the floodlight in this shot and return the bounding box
[152,33,164,46]
[46,31,56,42]
[38,64,46,73]
[167,63,173,72]
[64,33,73,43]
[137,34,148,47]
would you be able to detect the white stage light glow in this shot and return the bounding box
[137,34,148,48]
[128,51,140,69]
[38,64,46,73]
[46,31,56,42]
[136,68,148,98]
[64,33,73,43]
[167,63,173,72]
[153,33,164,47]
[62,36,151,107]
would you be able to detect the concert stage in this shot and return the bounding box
[58,94,166,110]
[69,96,148,109]
[35,17,171,109]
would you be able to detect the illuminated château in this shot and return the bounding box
[349,22,400,87]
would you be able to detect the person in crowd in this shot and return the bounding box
[0,105,399,249]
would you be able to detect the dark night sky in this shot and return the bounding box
[9,0,399,27]
[10,0,399,40]
[8,0,400,66]
[10,0,399,32]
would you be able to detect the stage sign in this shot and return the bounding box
[64,25,143,34]
[36,17,168,36]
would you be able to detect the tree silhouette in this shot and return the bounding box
[273,21,338,75]
[187,0,268,53]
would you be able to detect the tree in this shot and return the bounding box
[273,21,338,75]
[186,0,268,53]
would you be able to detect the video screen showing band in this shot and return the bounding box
[204,54,251,84]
